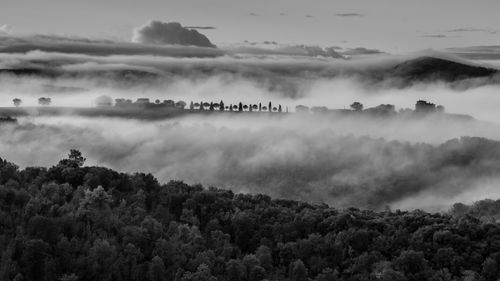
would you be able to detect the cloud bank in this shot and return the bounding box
[133,21,215,47]
[2,114,500,212]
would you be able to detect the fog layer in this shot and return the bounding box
[2,113,500,211]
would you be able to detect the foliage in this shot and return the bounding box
[1,151,500,280]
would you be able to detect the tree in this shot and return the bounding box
[95,95,113,107]
[149,256,167,281]
[88,239,116,280]
[226,260,244,281]
[59,149,86,168]
[268,101,272,112]
[259,103,262,111]
[482,258,498,281]
[249,266,266,281]
[290,259,308,281]
[176,101,187,109]
[219,100,225,111]
[38,97,52,106]
[256,245,273,269]
[278,105,282,112]
[238,102,243,112]
[394,250,427,275]
[13,98,22,107]
[350,102,363,111]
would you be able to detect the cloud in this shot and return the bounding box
[249,13,258,16]
[336,13,363,17]
[0,24,12,35]
[3,114,500,212]
[341,47,384,56]
[447,28,496,34]
[422,34,448,38]
[0,35,223,57]
[133,21,215,48]
[274,44,345,59]
[448,46,500,61]
[184,26,216,30]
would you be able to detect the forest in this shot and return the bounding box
[1,151,500,281]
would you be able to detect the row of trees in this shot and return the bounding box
[1,150,500,281]
[11,98,52,107]
[189,101,286,113]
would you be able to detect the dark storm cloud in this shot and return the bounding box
[336,13,364,17]
[133,21,215,48]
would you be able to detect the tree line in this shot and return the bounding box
[189,101,285,113]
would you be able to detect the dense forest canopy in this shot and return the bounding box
[2,151,500,281]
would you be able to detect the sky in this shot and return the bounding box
[0,0,499,52]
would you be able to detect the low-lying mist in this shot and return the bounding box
[2,41,500,212]
[2,72,500,123]
[2,113,500,212]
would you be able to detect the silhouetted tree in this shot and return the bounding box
[239,102,243,112]
[190,101,195,110]
[268,102,272,112]
[13,98,22,107]
[278,105,282,112]
[38,97,52,106]
[350,102,363,111]
[176,101,187,109]
[259,103,262,112]
[220,100,225,111]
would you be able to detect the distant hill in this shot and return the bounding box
[390,56,498,83]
